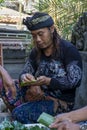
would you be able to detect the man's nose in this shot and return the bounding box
[36,35,41,42]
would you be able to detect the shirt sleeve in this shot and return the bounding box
[50,46,82,91]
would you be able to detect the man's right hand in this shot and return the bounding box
[21,73,35,82]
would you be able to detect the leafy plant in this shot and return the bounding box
[0,0,4,3]
[0,118,48,130]
[0,0,4,6]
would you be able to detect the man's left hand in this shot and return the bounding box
[36,76,51,86]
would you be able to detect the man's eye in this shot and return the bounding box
[39,32,43,36]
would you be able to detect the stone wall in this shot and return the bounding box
[74,51,87,109]
[3,49,26,79]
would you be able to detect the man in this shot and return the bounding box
[4,12,82,124]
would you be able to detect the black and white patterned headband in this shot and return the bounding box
[23,12,54,31]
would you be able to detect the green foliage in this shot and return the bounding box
[0,119,27,130]
[0,0,4,5]
[0,0,4,3]
[34,0,87,41]
[0,118,48,130]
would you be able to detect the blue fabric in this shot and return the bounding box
[0,81,54,124]
[0,80,74,124]
[12,100,54,124]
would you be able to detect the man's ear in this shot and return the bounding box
[49,25,55,33]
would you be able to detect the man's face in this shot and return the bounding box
[31,27,53,49]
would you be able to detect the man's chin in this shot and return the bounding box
[38,45,45,49]
[38,47,47,50]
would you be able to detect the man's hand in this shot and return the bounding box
[0,66,16,98]
[21,74,51,86]
[51,112,72,125]
[49,120,80,130]
[21,73,35,82]
[36,76,51,86]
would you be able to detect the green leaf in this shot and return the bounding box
[37,112,55,127]
[20,80,37,87]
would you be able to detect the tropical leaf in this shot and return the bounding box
[34,0,87,41]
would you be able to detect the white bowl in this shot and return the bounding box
[25,123,50,130]
[25,123,45,127]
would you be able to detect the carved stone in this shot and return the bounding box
[71,12,87,51]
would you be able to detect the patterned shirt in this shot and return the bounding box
[19,39,82,103]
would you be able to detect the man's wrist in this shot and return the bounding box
[46,77,51,85]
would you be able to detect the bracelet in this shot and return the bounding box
[80,123,87,130]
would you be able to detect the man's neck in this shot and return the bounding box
[43,44,54,56]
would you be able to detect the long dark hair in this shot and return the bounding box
[52,28,61,58]
[34,27,61,64]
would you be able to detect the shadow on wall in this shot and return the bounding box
[74,51,87,109]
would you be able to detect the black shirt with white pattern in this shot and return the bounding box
[19,39,82,103]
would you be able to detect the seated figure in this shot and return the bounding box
[0,12,82,124]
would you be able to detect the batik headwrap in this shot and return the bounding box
[23,12,54,31]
